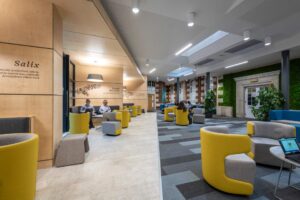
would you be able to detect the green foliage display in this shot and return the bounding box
[290,59,300,109]
[251,86,285,121]
[204,90,216,116]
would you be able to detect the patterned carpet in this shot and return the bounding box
[157,113,300,200]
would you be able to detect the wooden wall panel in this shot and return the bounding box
[53,6,63,56]
[123,76,148,110]
[0,1,63,168]
[75,82,123,99]
[0,95,53,161]
[76,65,123,83]
[0,0,53,48]
[0,43,53,94]
[75,98,123,108]
[74,65,123,107]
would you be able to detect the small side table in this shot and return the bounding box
[270,146,300,200]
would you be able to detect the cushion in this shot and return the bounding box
[202,126,229,134]
[272,120,300,125]
[225,154,256,184]
[103,112,116,121]
[253,121,295,139]
[0,133,34,146]
[251,137,279,146]
[193,108,203,114]
[168,113,175,118]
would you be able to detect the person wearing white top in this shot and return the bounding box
[99,100,111,114]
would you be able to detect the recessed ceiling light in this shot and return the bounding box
[187,12,195,27]
[225,61,248,69]
[175,43,193,56]
[243,30,250,41]
[149,68,156,74]
[168,78,175,82]
[145,59,150,67]
[264,36,272,46]
[132,0,140,14]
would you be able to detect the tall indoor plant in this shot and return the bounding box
[251,86,285,121]
[204,90,216,118]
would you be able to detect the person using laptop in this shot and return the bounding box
[279,138,300,163]
[99,100,111,114]
[80,99,94,128]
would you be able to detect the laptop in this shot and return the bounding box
[279,138,300,163]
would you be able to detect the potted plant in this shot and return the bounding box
[204,90,216,118]
[251,86,285,121]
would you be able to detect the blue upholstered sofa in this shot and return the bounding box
[269,110,300,142]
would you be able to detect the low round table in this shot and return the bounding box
[270,146,300,200]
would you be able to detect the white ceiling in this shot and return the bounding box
[49,0,143,81]
[101,0,300,81]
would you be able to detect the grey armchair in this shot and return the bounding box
[192,108,205,124]
[247,121,296,167]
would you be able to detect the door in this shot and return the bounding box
[244,85,269,118]
[148,94,155,112]
[244,87,260,118]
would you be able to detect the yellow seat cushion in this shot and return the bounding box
[69,113,90,134]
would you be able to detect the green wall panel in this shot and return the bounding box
[221,63,281,116]
[290,59,300,109]
[220,58,300,116]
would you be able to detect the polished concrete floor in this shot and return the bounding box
[36,113,162,200]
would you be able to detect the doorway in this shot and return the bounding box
[244,85,268,118]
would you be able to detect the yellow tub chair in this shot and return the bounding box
[200,126,256,195]
[164,106,176,122]
[120,110,130,128]
[0,133,39,200]
[124,107,131,122]
[131,106,138,117]
[137,105,142,115]
[176,109,189,126]
[69,112,90,134]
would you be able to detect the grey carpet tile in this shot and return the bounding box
[177,180,215,199]
[161,154,202,167]
[156,112,300,200]
[160,137,200,145]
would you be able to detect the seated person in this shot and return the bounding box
[98,100,111,114]
[80,99,94,128]
[178,101,192,124]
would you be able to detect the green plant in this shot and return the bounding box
[204,90,216,114]
[251,86,285,121]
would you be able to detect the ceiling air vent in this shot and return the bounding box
[225,39,262,54]
[195,58,214,66]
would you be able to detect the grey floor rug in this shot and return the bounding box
[157,113,300,200]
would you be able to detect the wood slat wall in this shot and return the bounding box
[0,0,63,168]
